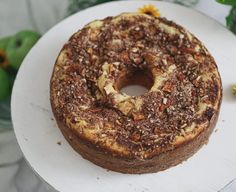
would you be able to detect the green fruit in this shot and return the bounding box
[6,30,40,70]
[0,68,10,101]
[0,36,11,50]
[0,36,11,68]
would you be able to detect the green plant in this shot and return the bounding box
[67,0,116,15]
[226,6,236,34]
[216,0,236,6]
[216,0,236,34]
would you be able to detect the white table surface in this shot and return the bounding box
[0,0,234,191]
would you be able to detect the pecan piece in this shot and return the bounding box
[177,73,185,81]
[120,51,129,63]
[144,53,156,65]
[131,132,141,142]
[159,104,167,111]
[162,81,173,93]
[89,108,102,112]
[132,113,145,121]
[153,127,161,134]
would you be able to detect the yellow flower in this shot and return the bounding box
[138,4,160,17]
[233,84,236,96]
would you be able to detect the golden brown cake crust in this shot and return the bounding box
[50,13,222,173]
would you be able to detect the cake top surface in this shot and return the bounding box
[50,13,222,159]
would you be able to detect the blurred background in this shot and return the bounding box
[0,0,235,191]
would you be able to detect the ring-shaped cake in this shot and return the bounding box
[50,13,222,173]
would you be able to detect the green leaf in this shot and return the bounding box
[226,6,236,34]
[216,0,236,6]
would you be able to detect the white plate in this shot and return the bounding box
[11,1,236,192]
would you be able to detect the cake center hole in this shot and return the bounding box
[118,70,153,96]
